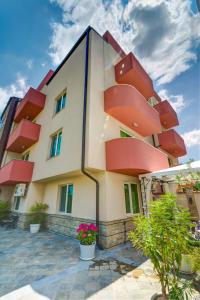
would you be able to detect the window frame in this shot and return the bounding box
[58,183,74,215]
[123,182,140,215]
[54,90,67,115]
[49,129,62,158]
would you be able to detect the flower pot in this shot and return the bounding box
[30,224,40,234]
[180,254,194,274]
[80,242,96,260]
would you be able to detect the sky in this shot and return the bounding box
[0,0,199,162]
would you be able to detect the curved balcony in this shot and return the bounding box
[106,138,169,175]
[104,85,161,136]
[158,129,187,157]
[6,119,41,153]
[14,87,46,123]
[154,100,179,129]
[0,160,34,185]
[115,52,154,100]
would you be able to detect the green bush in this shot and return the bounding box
[0,201,10,221]
[28,202,48,225]
[129,194,193,299]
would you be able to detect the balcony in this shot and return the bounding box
[0,160,34,185]
[14,88,46,123]
[104,85,161,136]
[154,100,179,129]
[115,53,154,100]
[106,138,169,175]
[158,129,187,157]
[6,119,41,153]
[103,31,126,58]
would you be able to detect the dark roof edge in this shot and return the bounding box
[0,97,21,120]
[46,26,102,86]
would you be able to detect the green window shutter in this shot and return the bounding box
[15,197,20,210]
[131,184,139,213]
[62,93,66,109]
[120,130,131,138]
[124,184,131,213]
[56,131,62,155]
[66,184,73,213]
[56,98,61,113]
[50,135,57,157]
[59,186,67,212]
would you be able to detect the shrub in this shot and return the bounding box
[129,194,193,299]
[0,201,10,221]
[76,223,98,245]
[28,202,48,225]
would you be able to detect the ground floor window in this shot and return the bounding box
[59,184,73,214]
[14,196,21,211]
[124,183,139,214]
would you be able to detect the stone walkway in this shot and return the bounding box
[0,227,198,300]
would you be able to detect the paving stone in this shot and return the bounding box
[0,227,197,300]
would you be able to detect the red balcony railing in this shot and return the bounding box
[0,160,34,185]
[14,88,46,123]
[158,129,187,157]
[154,100,179,129]
[104,85,161,136]
[115,52,154,100]
[6,119,41,153]
[106,138,169,175]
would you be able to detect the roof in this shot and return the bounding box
[47,26,102,85]
[139,160,200,179]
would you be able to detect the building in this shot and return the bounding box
[0,27,187,248]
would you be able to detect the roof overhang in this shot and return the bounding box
[139,160,200,180]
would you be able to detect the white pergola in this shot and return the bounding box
[139,161,200,215]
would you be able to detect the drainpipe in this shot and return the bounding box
[81,27,102,249]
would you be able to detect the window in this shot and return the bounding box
[59,184,73,214]
[55,91,66,114]
[22,152,29,161]
[120,130,132,138]
[50,130,62,158]
[14,196,21,211]
[124,183,139,214]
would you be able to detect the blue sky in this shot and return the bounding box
[0,0,199,162]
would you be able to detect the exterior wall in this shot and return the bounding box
[86,30,154,171]
[12,171,140,248]
[23,38,86,182]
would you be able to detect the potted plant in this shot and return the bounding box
[129,194,194,300]
[76,223,98,260]
[28,202,48,233]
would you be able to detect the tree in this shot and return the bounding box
[129,194,193,299]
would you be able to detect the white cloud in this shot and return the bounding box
[182,129,200,148]
[49,0,200,85]
[158,89,186,114]
[26,59,33,69]
[0,74,28,115]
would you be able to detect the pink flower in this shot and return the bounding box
[89,223,98,232]
[82,233,87,238]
